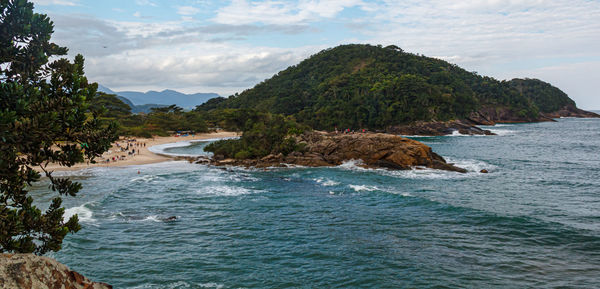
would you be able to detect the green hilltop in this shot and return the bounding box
[197,44,579,130]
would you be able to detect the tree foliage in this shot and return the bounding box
[509,78,575,113]
[90,92,132,119]
[0,0,118,255]
[197,44,551,129]
[88,94,210,138]
[204,109,307,159]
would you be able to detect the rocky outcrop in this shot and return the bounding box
[541,105,600,119]
[473,105,599,124]
[0,254,111,289]
[205,132,467,173]
[385,105,599,136]
[474,106,555,123]
[387,120,495,136]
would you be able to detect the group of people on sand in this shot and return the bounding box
[103,138,147,163]
[334,127,368,134]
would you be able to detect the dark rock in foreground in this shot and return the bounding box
[204,132,467,173]
[0,254,112,289]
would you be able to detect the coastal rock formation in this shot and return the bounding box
[385,105,599,136]
[207,132,467,173]
[470,105,598,125]
[387,120,495,136]
[0,254,112,289]
[541,105,600,119]
[474,106,555,123]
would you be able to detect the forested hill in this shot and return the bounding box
[197,44,586,130]
[508,78,575,113]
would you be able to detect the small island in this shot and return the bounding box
[205,130,467,173]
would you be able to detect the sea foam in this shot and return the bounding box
[336,157,495,180]
[64,203,94,223]
[314,177,341,186]
[487,129,517,136]
[197,185,257,196]
[348,184,379,192]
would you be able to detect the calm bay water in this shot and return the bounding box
[36,118,599,288]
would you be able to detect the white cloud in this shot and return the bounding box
[85,43,314,96]
[42,0,600,107]
[32,0,78,6]
[177,6,201,16]
[47,13,318,95]
[135,0,157,7]
[214,0,366,25]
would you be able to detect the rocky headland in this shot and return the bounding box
[387,106,600,136]
[0,254,111,289]
[541,105,600,119]
[201,132,467,173]
[387,119,495,136]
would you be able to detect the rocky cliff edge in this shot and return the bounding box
[0,254,111,289]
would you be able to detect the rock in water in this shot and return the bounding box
[0,254,112,289]
[211,132,467,173]
[164,216,177,222]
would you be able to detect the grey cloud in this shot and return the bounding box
[50,13,311,57]
[86,49,308,96]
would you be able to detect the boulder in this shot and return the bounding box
[0,254,111,289]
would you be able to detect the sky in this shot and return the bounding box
[31,0,600,109]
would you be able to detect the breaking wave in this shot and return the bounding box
[64,203,95,223]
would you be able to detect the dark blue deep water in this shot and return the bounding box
[37,118,600,288]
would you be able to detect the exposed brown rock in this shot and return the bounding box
[475,105,599,124]
[0,254,112,289]
[466,111,496,125]
[475,105,556,123]
[206,132,467,173]
[541,105,600,119]
[385,104,599,137]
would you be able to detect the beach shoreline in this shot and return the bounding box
[39,131,238,172]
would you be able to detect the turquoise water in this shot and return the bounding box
[39,118,599,288]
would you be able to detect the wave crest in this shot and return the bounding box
[64,203,95,223]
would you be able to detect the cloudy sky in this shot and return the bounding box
[32,0,600,109]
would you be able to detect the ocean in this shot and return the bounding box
[35,117,599,288]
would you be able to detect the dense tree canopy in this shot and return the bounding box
[90,95,210,137]
[90,92,132,119]
[197,44,556,130]
[509,78,575,113]
[204,109,307,159]
[0,0,117,254]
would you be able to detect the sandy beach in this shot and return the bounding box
[39,131,238,172]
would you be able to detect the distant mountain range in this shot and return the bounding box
[97,84,219,113]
